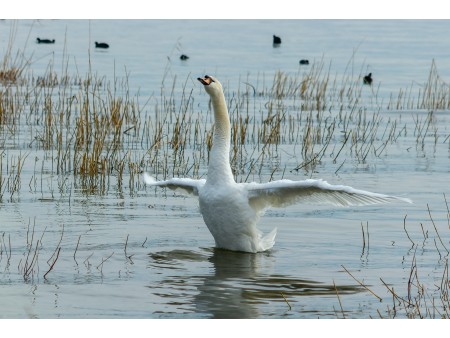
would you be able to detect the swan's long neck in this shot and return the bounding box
[208,91,234,185]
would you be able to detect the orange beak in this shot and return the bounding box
[197,75,213,86]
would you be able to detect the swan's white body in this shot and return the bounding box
[144,75,411,253]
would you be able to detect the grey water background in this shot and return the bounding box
[1,19,450,318]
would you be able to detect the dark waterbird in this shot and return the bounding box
[363,73,373,85]
[36,38,55,44]
[273,35,281,45]
[95,42,109,49]
[180,54,189,60]
[299,59,309,65]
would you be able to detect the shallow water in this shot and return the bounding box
[1,19,450,318]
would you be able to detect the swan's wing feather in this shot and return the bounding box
[143,173,205,196]
[245,179,412,211]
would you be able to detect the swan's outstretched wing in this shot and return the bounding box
[143,173,205,196]
[245,179,412,211]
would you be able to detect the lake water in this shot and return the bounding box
[1,19,450,320]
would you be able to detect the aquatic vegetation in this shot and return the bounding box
[342,196,450,319]
[388,59,450,111]
[1,50,448,198]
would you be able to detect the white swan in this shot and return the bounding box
[144,75,411,253]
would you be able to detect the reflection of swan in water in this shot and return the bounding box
[144,75,411,253]
[196,250,267,318]
[147,249,363,318]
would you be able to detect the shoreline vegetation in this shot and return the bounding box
[1,29,450,318]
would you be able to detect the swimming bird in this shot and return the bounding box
[180,54,189,60]
[273,35,282,45]
[36,38,55,44]
[95,42,109,49]
[299,59,309,65]
[363,73,373,85]
[143,75,411,253]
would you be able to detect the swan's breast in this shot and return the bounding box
[198,184,257,235]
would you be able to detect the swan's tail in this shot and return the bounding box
[259,228,277,252]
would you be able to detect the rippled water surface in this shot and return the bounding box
[1,19,450,319]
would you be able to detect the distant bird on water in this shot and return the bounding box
[95,42,109,49]
[36,38,55,44]
[273,35,282,45]
[299,59,309,65]
[363,73,373,85]
[180,54,189,60]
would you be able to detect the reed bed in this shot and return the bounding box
[388,59,450,111]
[1,51,449,198]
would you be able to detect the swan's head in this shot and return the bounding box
[197,75,223,97]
